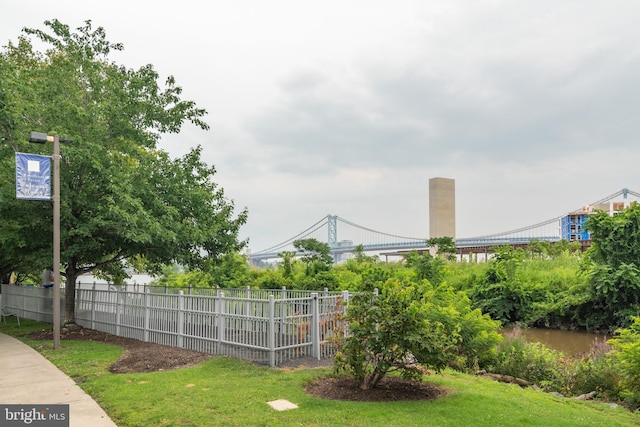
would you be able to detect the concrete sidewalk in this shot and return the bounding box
[0,332,117,426]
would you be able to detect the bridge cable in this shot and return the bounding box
[337,216,427,241]
[253,216,328,255]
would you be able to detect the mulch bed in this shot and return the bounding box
[27,326,211,373]
[306,376,448,402]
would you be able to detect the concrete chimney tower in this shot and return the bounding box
[429,177,455,239]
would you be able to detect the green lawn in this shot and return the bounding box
[2,318,639,427]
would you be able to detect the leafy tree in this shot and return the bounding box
[277,251,296,279]
[526,240,550,259]
[467,245,546,324]
[403,238,456,285]
[582,204,640,330]
[351,244,379,265]
[293,238,333,276]
[426,236,457,261]
[404,250,446,284]
[207,253,252,288]
[153,265,213,289]
[0,20,247,322]
[547,239,581,257]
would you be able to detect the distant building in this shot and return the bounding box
[429,177,455,239]
[561,201,628,241]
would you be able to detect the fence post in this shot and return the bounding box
[90,282,96,330]
[21,286,26,320]
[143,288,150,342]
[178,291,185,348]
[115,286,121,336]
[341,290,350,338]
[244,286,252,333]
[341,290,349,310]
[217,292,226,348]
[280,286,287,328]
[311,292,320,360]
[268,295,276,367]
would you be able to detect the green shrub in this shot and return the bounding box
[335,279,501,390]
[335,279,455,390]
[559,339,621,400]
[609,316,640,407]
[491,327,563,388]
[426,283,501,371]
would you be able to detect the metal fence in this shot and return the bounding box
[1,284,347,367]
[0,285,65,325]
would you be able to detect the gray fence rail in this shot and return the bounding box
[1,284,348,367]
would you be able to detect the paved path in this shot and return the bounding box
[0,332,117,426]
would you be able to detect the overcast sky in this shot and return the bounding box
[3,1,640,253]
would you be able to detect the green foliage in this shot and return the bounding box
[293,238,333,276]
[404,251,446,284]
[468,247,541,324]
[581,261,640,330]
[277,251,296,279]
[152,254,252,289]
[438,289,502,370]
[558,339,621,400]
[491,327,563,387]
[335,280,455,389]
[335,279,500,389]
[426,236,457,260]
[489,327,623,400]
[582,204,640,331]
[586,204,640,267]
[609,316,640,407]
[351,244,379,264]
[207,253,252,288]
[460,249,589,328]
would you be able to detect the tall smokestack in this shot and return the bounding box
[429,177,455,239]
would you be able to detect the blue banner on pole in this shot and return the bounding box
[16,152,51,201]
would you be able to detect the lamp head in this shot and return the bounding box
[28,131,49,144]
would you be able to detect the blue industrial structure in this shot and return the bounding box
[560,214,590,242]
[250,189,640,264]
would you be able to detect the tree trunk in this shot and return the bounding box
[64,267,79,324]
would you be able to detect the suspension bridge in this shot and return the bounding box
[249,189,640,264]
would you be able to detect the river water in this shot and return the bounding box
[501,326,610,356]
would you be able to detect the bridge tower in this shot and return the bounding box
[429,177,456,239]
[327,214,338,247]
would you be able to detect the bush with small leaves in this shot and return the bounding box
[335,279,500,390]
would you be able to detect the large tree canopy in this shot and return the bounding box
[0,19,247,322]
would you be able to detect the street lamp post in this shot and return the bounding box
[28,131,70,349]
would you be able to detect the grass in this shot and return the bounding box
[2,318,639,426]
